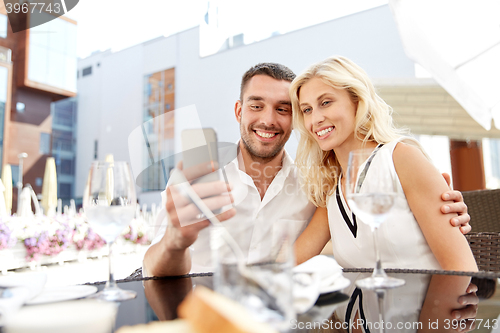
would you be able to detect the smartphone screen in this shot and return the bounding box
[181,128,220,184]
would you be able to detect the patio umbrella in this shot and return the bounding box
[389,0,500,130]
[41,157,58,216]
[0,180,6,217]
[1,164,12,215]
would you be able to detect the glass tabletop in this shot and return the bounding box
[90,269,499,333]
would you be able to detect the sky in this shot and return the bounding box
[67,0,388,59]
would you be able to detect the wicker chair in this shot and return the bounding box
[466,232,500,272]
[462,189,500,232]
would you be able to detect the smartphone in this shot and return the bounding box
[181,128,220,185]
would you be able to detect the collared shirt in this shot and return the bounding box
[149,143,316,273]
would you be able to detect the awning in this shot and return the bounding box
[389,0,500,130]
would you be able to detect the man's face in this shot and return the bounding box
[235,75,292,162]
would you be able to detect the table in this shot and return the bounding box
[89,269,500,333]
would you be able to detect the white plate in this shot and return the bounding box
[319,276,351,294]
[26,285,98,305]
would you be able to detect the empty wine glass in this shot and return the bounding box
[345,148,405,290]
[83,161,137,301]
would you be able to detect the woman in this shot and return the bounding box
[290,55,477,273]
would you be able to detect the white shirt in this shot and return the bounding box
[149,143,316,273]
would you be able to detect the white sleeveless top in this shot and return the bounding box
[327,137,441,270]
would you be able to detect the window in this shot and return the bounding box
[51,129,73,151]
[0,66,7,168]
[11,165,19,186]
[16,102,25,113]
[0,14,7,39]
[40,133,51,154]
[28,17,77,93]
[0,46,10,63]
[82,66,92,77]
[59,183,72,198]
[60,159,74,175]
[142,68,175,191]
[35,177,42,187]
[53,99,75,127]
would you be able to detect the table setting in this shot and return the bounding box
[0,271,118,333]
[1,159,499,333]
[1,159,354,333]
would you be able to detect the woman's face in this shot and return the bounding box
[298,77,358,152]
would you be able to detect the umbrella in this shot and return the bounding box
[1,164,12,215]
[389,0,500,130]
[105,154,114,163]
[41,157,58,216]
[0,180,6,217]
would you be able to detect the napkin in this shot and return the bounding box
[292,255,344,314]
[0,272,47,323]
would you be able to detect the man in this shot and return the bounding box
[143,63,471,278]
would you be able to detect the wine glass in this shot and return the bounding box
[345,148,405,290]
[83,161,137,301]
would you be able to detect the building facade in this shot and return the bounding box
[76,5,498,206]
[0,4,77,212]
[51,97,77,205]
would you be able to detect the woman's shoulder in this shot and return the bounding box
[382,136,420,150]
[393,140,427,166]
[383,136,430,161]
[392,138,438,185]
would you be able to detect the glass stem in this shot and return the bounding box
[106,241,117,289]
[371,226,387,278]
[376,289,387,333]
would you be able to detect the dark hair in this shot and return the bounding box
[239,63,295,100]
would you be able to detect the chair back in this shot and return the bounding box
[462,189,500,232]
[466,232,500,272]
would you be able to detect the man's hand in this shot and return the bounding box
[143,161,235,277]
[441,172,471,235]
[165,160,236,249]
[165,180,235,251]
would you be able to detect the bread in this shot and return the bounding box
[178,286,278,333]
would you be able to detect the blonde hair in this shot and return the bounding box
[290,56,407,207]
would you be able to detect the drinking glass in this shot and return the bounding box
[345,148,405,290]
[83,161,137,301]
[211,220,297,331]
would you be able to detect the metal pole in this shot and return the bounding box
[17,153,28,214]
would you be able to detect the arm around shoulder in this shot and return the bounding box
[393,143,477,272]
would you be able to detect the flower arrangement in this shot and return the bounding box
[0,220,17,250]
[0,210,152,263]
[15,216,75,261]
[122,217,149,245]
[73,219,106,251]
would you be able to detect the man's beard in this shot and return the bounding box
[240,124,289,163]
